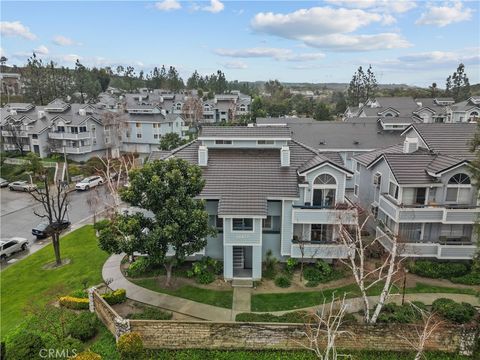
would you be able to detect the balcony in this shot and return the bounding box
[48,131,91,140]
[63,145,92,154]
[376,226,476,260]
[3,144,30,151]
[291,240,350,259]
[379,194,480,224]
[2,130,28,137]
[292,203,357,225]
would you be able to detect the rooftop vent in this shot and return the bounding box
[319,140,326,145]
[353,140,359,145]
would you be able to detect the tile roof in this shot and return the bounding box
[382,153,437,184]
[199,126,292,139]
[256,117,317,125]
[354,144,405,166]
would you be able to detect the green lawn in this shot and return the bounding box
[251,282,478,312]
[131,278,233,309]
[0,225,109,337]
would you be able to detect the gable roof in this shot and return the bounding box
[199,126,292,139]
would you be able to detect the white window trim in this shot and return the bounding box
[231,218,255,233]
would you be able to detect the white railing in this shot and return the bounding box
[48,132,91,140]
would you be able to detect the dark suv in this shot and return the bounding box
[32,220,71,239]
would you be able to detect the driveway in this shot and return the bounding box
[0,186,114,269]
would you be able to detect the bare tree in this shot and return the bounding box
[182,96,203,127]
[298,294,352,360]
[400,304,444,360]
[336,212,404,324]
[86,186,101,225]
[29,177,70,266]
[227,99,237,123]
[2,120,29,156]
[102,111,128,158]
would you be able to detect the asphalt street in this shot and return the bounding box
[0,185,113,269]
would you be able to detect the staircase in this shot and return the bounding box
[233,247,244,269]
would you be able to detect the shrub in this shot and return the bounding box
[68,312,99,341]
[377,302,427,324]
[117,332,143,360]
[58,337,84,357]
[127,306,173,320]
[59,296,90,310]
[196,271,215,284]
[236,311,310,323]
[450,271,480,285]
[305,281,319,288]
[432,298,476,324]
[72,351,102,360]
[126,257,151,277]
[6,331,45,360]
[93,219,110,232]
[315,259,333,276]
[408,260,469,279]
[274,275,291,288]
[103,289,127,305]
[303,267,323,282]
[70,289,89,298]
[264,249,278,280]
[285,258,298,274]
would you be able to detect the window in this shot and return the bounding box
[136,133,142,139]
[136,123,141,128]
[262,216,273,230]
[311,224,333,242]
[414,188,426,205]
[126,131,131,138]
[70,127,78,134]
[215,140,232,145]
[79,126,87,132]
[232,218,253,231]
[389,182,399,200]
[446,173,471,204]
[371,205,379,219]
[314,174,336,185]
[354,184,359,197]
[257,140,274,145]
[32,134,38,139]
[448,173,470,185]
[57,126,65,133]
[209,215,223,230]
[154,134,159,139]
[312,174,337,207]
[356,162,361,173]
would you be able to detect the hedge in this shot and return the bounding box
[407,261,469,279]
[103,289,127,305]
[117,332,143,360]
[59,296,90,310]
[72,351,102,360]
[431,298,476,324]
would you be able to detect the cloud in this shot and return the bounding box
[325,0,416,13]
[53,35,80,46]
[214,47,325,61]
[250,6,411,51]
[0,48,5,57]
[222,61,248,69]
[0,21,36,40]
[34,45,49,55]
[416,1,474,27]
[203,0,224,13]
[154,0,181,11]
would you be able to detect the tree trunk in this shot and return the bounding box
[164,262,173,287]
[52,232,62,266]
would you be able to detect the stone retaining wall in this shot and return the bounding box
[91,290,119,335]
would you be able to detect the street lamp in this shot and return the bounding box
[401,268,409,305]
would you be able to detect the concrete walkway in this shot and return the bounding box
[103,254,480,322]
[103,254,233,321]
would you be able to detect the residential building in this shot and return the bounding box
[351,123,479,260]
[149,125,357,280]
[413,98,453,123]
[446,96,480,123]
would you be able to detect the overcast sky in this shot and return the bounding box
[1,0,479,86]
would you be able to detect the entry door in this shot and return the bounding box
[313,189,323,206]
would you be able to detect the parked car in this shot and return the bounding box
[32,220,71,239]
[0,178,9,187]
[75,176,104,191]
[8,181,37,192]
[0,237,29,261]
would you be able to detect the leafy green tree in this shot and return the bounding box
[92,67,111,91]
[347,65,377,106]
[447,63,471,102]
[251,96,267,120]
[24,152,44,178]
[22,53,47,105]
[313,103,332,121]
[121,158,216,286]
[159,133,187,151]
[187,70,200,89]
[74,59,101,103]
[429,82,438,98]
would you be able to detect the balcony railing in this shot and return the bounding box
[53,145,92,154]
[290,240,350,259]
[292,203,357,225]
[376,226,476,260]
[379,194,480,224]
[48,132,91,140]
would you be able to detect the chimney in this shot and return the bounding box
[358,102,364,108]
[403,137,419,153]
[10,109,17,115]
[38,110,46,119]
[79,108,87,116]
[281,146,290,167]
[198,145,208,166]
[160,109,166,116]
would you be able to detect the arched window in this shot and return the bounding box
[384,112,394,117]
[312,174,337,207]
[446,173,471,204]
[469,111,479,121]
[448,173,470,185]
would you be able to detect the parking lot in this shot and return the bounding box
[0,185,113,268]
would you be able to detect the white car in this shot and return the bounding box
[75,176,104,191]
[0,237,29,261]
[8,181,37,192]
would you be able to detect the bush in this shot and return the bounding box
[377,302,427,324]
[127,306,173,320]
[59,296,90,310]
[315,259,333,276]
[70,289,89,298]
[93,219,110,232]
[68,312,99,341]
[285,258,298,274]
[432,298,476,324]
[117,332,143,360]
[189,257,220,284]
[303,261,340,283]
[274,275,291,288]
[236,311,310,323]
[58,337,84,357]
[103,289,127,305]
[450,271,480,285]
[72,351,102,360]
[6,330,45,360]
[408,260,469,279]
[303,267,323,282]
[305,281,320,288]
[126,257,151,277]
[196,271,215,284]
[264,249,278,280]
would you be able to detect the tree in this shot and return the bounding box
[0,56,7,72]
[29,176,70,266]
[2,120,28,156]
[182,96,203,127]
[121,158,216,286]
[187,70,200,89]
[347,66,365,107]
[102,111,128,158]
[22,53,47,105]
[446,63,470,102]
[336,212,404,324]
[363,65,378,101]
[23,152,44,178]
[429,82,438,98]
[159,132,187,151]
[74,59,101,103]
[92,67,111,92]
[313,103,331,121]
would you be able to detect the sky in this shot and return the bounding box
[1,0,479,87]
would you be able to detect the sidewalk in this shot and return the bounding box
[103,254,480,321]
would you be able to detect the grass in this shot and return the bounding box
[251,282,478,312]
[131,278,233,309]
[0,225,109,337]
